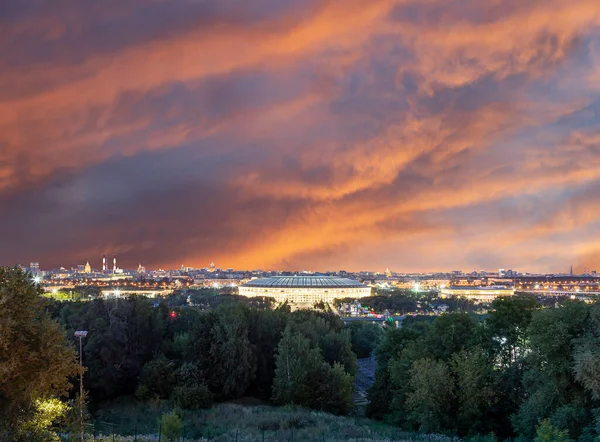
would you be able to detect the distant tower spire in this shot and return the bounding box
[570,264,573,276]
[102,255,106,272]
[113,255,117,273]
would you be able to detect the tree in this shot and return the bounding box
[487,296,538,366]
[136,354,176,400]
[209,303,256,399]
[349,322,384,358]
[312,362,354,415]
[246,307,289,399]
[272,327,323,406]
[272,326,354,414]
[172,363,212,409]
[425,313,476,361]
[452,347,497,435]
[160,409,183,442]
[573,303,600,400]
[17,398,69,442]
[405,358,455,433]
[513,301,592,439]
[366,324,428,421]
[0,267,78,436]
[535,419,572,442]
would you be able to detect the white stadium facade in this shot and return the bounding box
[238,276,371,306]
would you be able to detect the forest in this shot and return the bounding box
[2,266,600,441]
[367,297,600,441]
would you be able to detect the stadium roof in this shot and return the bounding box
[242,276,365,288]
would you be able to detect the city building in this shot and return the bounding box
[238,276,371,307]
[440,286,515,302]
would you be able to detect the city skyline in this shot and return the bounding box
[16,256,598,277]
[2,1,600,272]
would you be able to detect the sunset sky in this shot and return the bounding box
[2,0,600,272]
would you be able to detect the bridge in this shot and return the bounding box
[341,315,405,327]
[520,289,600,298]
[101,288,173,297]
[43,286,173,298]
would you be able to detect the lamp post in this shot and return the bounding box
[74,330,88,441]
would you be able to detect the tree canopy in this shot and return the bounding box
[0,267,78,438]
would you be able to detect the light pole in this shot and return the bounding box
[74,330,88,442]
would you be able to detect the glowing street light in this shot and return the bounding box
[32,275,42,284]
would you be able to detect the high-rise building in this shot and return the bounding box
[84,261,91,274]
[113,255,117,273]
[102,255,107,272]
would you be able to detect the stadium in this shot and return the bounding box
[238,276,371,306]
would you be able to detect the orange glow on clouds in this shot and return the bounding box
[2,0,600,272]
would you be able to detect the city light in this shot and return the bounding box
[413,282,421,292]
[32,275,42,284]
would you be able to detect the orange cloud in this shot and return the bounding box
[2,0,600,272]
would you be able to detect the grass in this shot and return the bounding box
[87,399,459,441]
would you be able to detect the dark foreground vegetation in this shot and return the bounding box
[2,267,382,440]
[2,266,600,441]
[367,297,600,441]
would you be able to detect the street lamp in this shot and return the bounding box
[74,330,88,442]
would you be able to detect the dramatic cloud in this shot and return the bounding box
[2,0,600,272]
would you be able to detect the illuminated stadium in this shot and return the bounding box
[239,276,371,306]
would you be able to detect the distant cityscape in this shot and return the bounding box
[17,256,600,304]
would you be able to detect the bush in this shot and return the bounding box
[159,409,183,442]
[172,383,212,409]
[136,355,175,401]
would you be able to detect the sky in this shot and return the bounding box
[2,0,600,273]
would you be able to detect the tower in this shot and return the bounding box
[113,255,117,273]
[102,255,106,272]
[570,265,573,276]
[84,261,91,274]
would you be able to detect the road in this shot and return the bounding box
[354,356,378,404]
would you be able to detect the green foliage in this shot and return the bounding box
[513,301,592,439]
[487,296,538,366]
[573,304,600,400]
[368,298,600,439]
[272,327,354,415]
[136,355,176,400]
[171,362,213,409]
[348,321,384,358]
[535,419,572,442]
[16,398,69,442]
[0,267,78,436]
[51,296,171,401]
[209,303,256,399]
[272,327,324,406]
[160,409,183,442]
[451,347,497,435]
[405,358,455,433]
